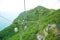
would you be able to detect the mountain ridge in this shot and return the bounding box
[0,6,60,40]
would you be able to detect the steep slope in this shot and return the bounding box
[44,9,60,40]
[0,6,60,40]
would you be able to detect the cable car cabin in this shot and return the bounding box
[47,24,60,33]
[43,24,60,38]
[37,33,44,40]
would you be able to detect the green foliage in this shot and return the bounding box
[0,6,60,40]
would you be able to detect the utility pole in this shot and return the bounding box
[24,0,26,11]
[20,0,26,40]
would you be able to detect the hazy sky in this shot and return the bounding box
[0,0,60,13]
[0,0,60,20]
[0,0,60,30]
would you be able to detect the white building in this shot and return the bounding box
[14,27,18,32]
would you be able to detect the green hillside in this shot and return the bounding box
[0,6,60,40]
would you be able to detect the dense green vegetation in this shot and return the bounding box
[0,6,60,40]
